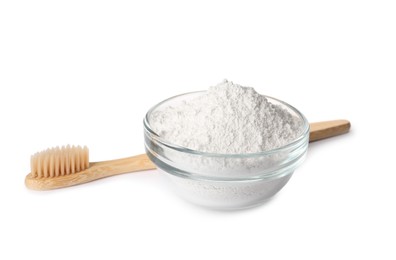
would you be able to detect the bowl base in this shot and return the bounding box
[161,169,294,210]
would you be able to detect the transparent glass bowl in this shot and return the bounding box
[144,92,310,210]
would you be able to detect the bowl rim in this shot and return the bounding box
[143,91,310,158]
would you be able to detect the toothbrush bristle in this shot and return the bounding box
[30,145,89,178]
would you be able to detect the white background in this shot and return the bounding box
[1,0,395,259]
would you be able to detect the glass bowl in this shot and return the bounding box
[143,91,310,210]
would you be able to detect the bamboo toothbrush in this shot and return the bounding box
[25,119,351,191]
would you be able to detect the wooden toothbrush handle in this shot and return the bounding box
[25,154,156,190]
[309,119,351,142]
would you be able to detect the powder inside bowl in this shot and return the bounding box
[150,80,303,154]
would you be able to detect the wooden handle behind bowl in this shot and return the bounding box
[309,119,351,142]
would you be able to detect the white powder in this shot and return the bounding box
[150,80,302,154]
[146,80,308,209]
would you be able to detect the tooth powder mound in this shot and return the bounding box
[149,80,303,154]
